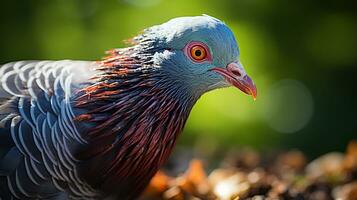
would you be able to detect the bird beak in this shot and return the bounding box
[211,61,257,100]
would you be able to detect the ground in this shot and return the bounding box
[141,141,357,200]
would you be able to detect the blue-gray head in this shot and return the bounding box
[132,15,257,99]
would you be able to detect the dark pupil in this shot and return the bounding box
[195,50,202,57]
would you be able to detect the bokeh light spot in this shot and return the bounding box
[260,79,314,134]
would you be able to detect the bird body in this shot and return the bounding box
[0,15,256,199]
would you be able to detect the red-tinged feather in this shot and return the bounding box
[72,43,195,199]
[74,114,92,121]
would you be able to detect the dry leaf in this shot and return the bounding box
[177,159,214,198]
[343,141,357,175]
[144,170,171,197]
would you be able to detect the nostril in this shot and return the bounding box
[231,69,241,77]
[227,62,244,77]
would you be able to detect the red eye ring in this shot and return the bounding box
[184,41,212,63]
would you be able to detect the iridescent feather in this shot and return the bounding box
[0,15,250,200]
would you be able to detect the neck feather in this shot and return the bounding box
[72,46,196,197]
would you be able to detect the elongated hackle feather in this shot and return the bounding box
[69,35,197,198]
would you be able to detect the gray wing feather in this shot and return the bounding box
[0,60,99,199]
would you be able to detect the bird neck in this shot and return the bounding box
[72,51,197,197]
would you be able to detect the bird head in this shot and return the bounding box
[132,15,257,100]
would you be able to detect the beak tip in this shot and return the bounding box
[245,75,257,101]
[251,88,257,101]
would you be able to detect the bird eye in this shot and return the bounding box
[190,45,206,61]
[185,41,212,63]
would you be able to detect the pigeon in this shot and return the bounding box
[0,15,256,200]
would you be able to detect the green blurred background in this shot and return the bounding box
[1,0,356,158]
